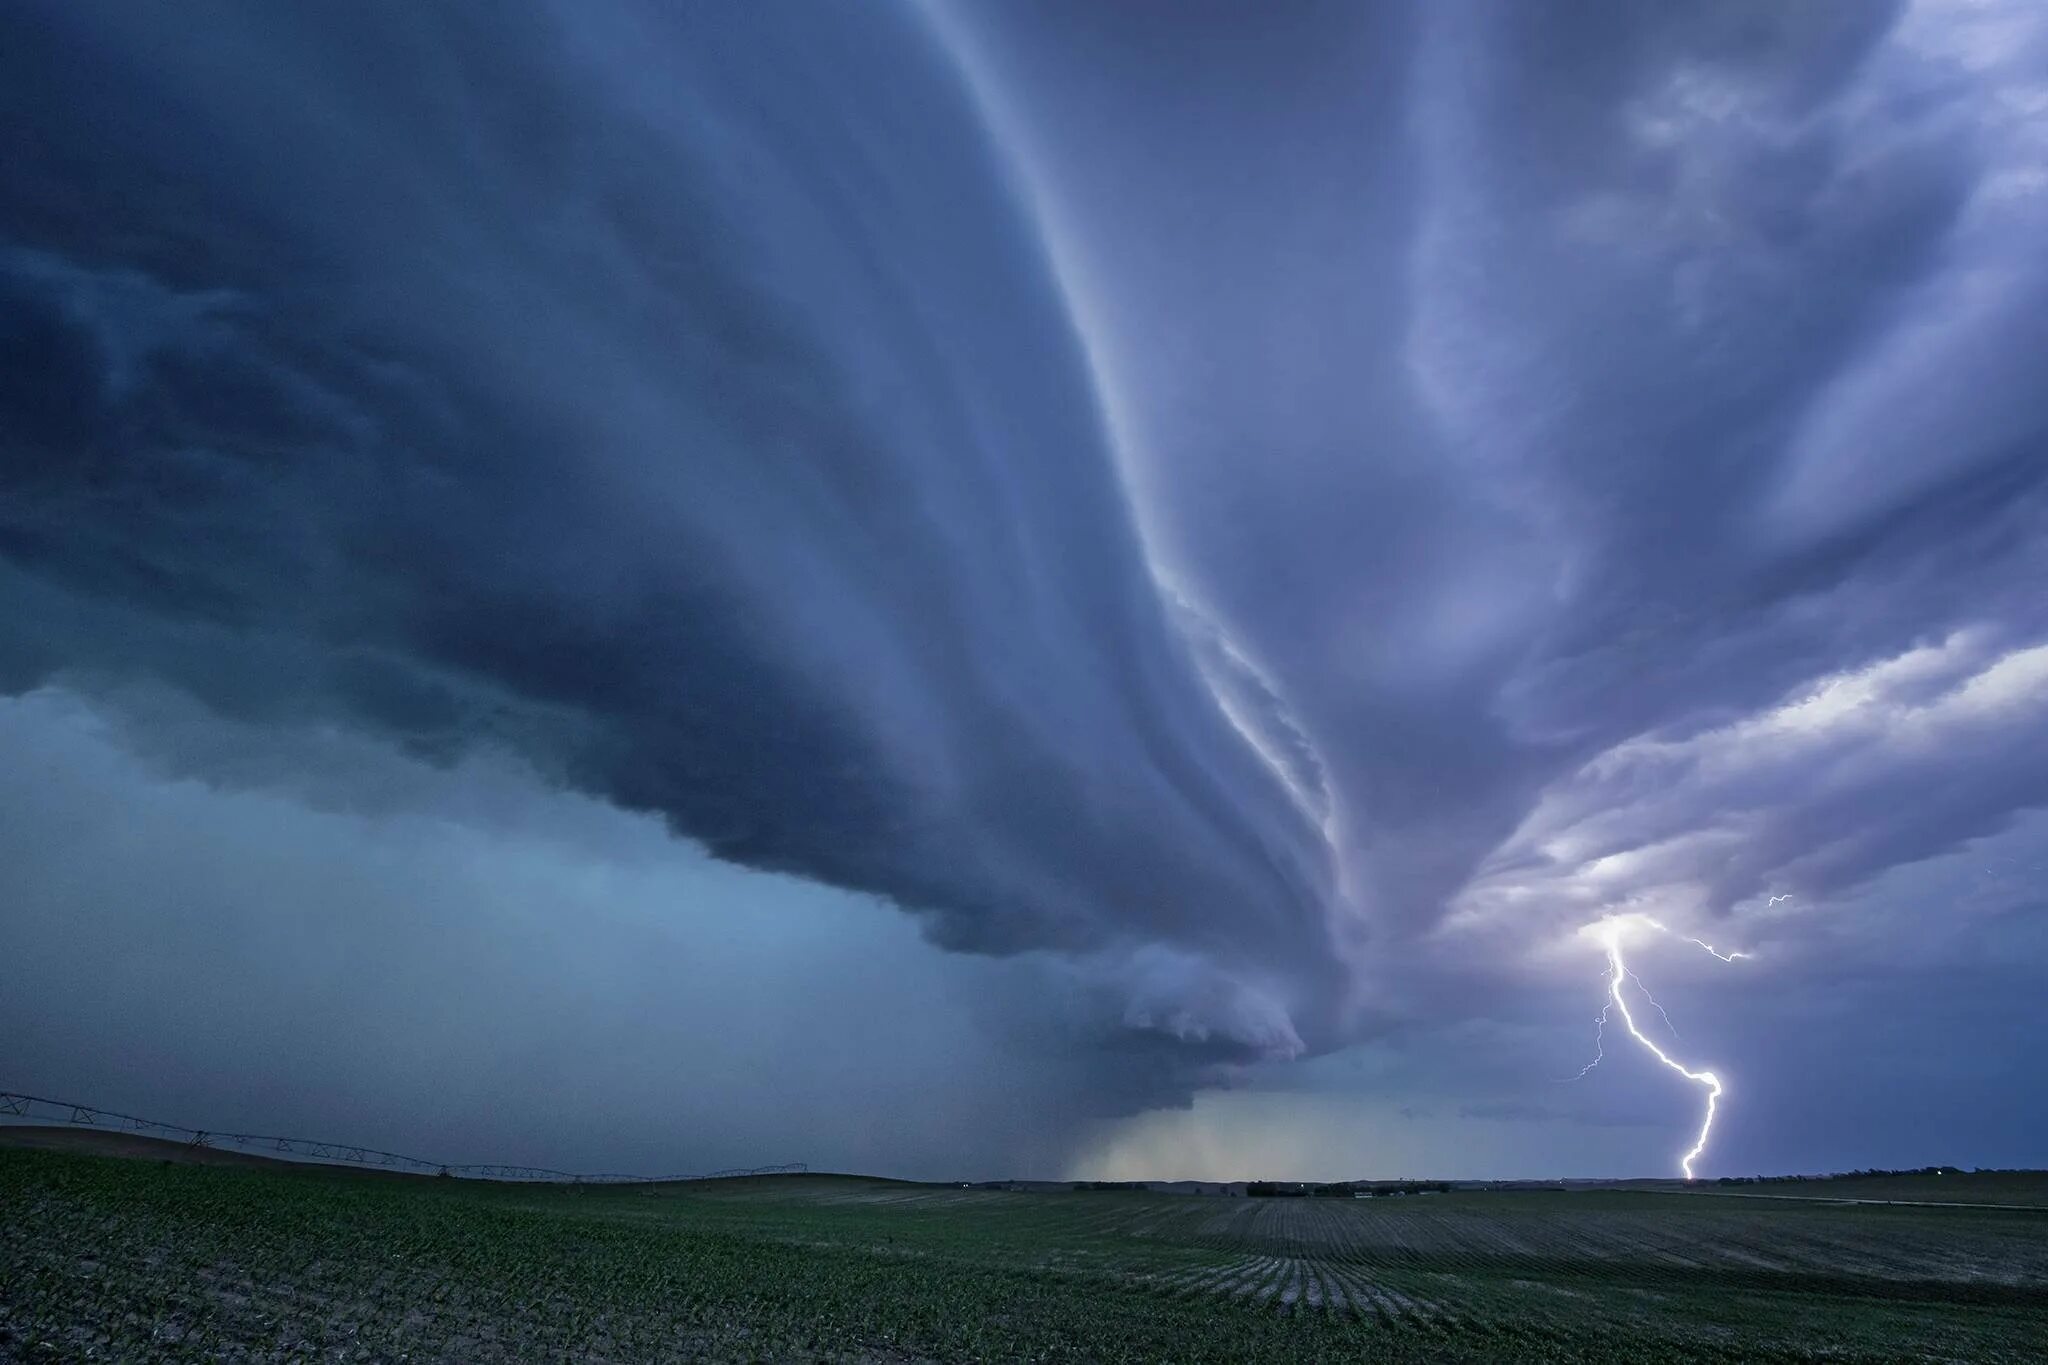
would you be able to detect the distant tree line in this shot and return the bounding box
[1247,1181,1452,1198]
[1713,1165,1968,1185]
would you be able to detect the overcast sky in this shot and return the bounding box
[3,0,2045,1181]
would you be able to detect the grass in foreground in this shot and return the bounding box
[4,1147,2046,1362]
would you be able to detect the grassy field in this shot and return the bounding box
[1669,1171,2048,1206]
[4,1146,2046,1362]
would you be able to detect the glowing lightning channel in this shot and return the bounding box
[1583,919,1734,1180]
[1642,916,1751,964]
[1560,973,1680,1077]
[1627,972,1681,1038]
[1562,998,1611,1081]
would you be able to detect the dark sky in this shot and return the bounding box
[3,1,2045,1180]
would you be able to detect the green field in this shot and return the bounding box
[1665,1171,2048,1207]
[4,1146,2046,1363]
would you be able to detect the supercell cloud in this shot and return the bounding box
[3,0,2046,1175]
[0,2,1338,1064]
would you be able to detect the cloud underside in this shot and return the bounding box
[2,0,2046,1129]
[0,3,1337,1061]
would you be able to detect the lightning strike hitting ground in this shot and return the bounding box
[1570,916,1746,1179]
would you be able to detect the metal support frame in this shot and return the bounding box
[0,1089,805,1185]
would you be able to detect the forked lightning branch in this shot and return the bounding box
[1566,914,1750,1180]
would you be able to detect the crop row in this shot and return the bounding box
[5,1150,2047,1363]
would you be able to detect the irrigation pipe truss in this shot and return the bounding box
[0,1089,805,1185]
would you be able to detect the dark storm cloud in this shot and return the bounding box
[937,0,2048,1172]
[1405,0,2048,955]
[1456,632,2048,939]
[945,0,2048,948]
[6,0,2048,1177]
[0,2,1339,1059]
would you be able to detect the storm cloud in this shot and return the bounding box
[1,2,1340,1066]
[4,1,2046,1176]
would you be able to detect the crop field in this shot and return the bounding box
[1662,1171,2048,1207]
[4,1146,2046,1363]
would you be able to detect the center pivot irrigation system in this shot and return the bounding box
[0,1090,805,1184]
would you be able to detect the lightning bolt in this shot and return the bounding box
[1642,916,1751,964]
[1767,894,1793,906]
[1628,972,1681,1038]
[1562,999,1611,1081]
[1574,916,1744,1180]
